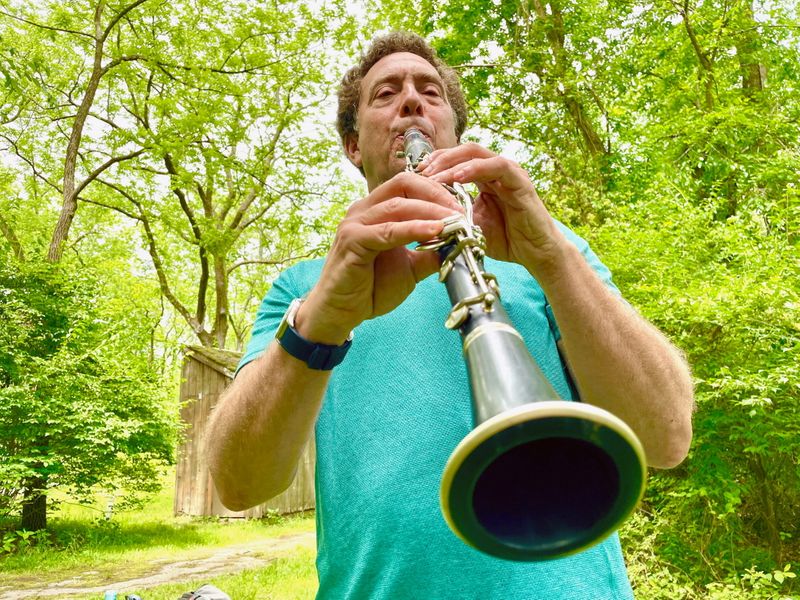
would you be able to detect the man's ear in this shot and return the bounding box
[343,133,362,168]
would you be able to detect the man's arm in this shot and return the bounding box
[207,340,330,511]
[206,173,461,510]
[536,238,693,468]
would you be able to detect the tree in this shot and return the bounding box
[1,0,352,350]
[0,0,356,531]
[0,258,177,530]
[90,0,350,348]
[0,0,150,262]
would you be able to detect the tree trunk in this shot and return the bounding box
[0,209,25,261]
[562,95,606,159]
[528,0,609,170]
[750,455,782,564]
[212,255,229,348]
[48,3,107,263]
[736,2,766,97]
[680,0,716,111]
[20,475,47,531]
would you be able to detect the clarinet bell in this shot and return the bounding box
[440,390,647,561]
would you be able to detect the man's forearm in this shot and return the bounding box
[531,239,694,469]
[207,341,330,510]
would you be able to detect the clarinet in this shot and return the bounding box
[400,128,647,562]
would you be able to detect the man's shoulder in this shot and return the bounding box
[284,256,325,274]
[553,219,591,251]
[279,257,325,288]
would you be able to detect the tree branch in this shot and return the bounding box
[163,153,209,329]
[451,63,500,70]
[0,133,63,194]
[94,178,210,343]
[82,180,142,220]
[0,9,94,39]
[681,0,714,73]
[139,208,209,342]
[227,251,316,274]
[101,0,150,42]
[88,111,124,130]
[73,148,146,199]
[238,195,280,231]
[228,115,288,230]
[49,1,107,262]
[0,208,25,261]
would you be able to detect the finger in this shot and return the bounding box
[430,156,533,198]
[408,248,443,283]
[417,143,495,176]
[351,219,446,254]
[473,192,504,231]
[472,192,508,251]
[363,171,463,213]
[359,197,462,226]
[373,246,441,289]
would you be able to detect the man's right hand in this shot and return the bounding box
[295,172,462,345]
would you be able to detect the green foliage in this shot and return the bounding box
[595,184,799,592]
[622,512,798,599]
[1,0,353,349]
[0,258,179,526]
[0,528,50,555]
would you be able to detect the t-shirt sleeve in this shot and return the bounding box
[236,267,299,375]
[545,221,623,342]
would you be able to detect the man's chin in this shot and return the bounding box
[383,160,410,182]
[366,155,415,189]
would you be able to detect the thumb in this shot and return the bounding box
[409,247,442,283]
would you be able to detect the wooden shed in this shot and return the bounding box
[174,345,315,518]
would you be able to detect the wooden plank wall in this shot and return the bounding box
[174,355,316,517]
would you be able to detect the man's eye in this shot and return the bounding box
[376,89,395,98]
[424,88,442,97]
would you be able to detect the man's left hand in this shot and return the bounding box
[419,143,566,279]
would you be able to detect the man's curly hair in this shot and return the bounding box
[336,32,468,146]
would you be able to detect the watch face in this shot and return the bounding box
[276,298,303,340]
[286,298,304,328]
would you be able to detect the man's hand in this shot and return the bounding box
[298,172,462,344]
[421,143,694,468]
[419,143,566,280]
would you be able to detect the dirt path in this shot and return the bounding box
[0,532,315,600]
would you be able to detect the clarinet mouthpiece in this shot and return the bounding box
[403,128,433,169]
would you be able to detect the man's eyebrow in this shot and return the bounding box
[367,71,444,95]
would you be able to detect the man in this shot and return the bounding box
[207,32,694,598]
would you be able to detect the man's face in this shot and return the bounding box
[345,52,459,190]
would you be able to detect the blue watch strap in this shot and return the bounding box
[275,299,352,370]
[277,324,352,370]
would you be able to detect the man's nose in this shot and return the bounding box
[400,85,423,117]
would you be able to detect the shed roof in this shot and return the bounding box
[184,345,243,379]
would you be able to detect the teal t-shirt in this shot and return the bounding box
[240,223,634,599]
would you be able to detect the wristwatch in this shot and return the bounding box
[275,298,353,370]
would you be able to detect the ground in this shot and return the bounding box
[0,531,315,600]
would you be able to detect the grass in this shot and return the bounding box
[0,469,318,599]
[67,549,318,600]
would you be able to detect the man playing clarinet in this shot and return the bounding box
[207,32,694,599]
